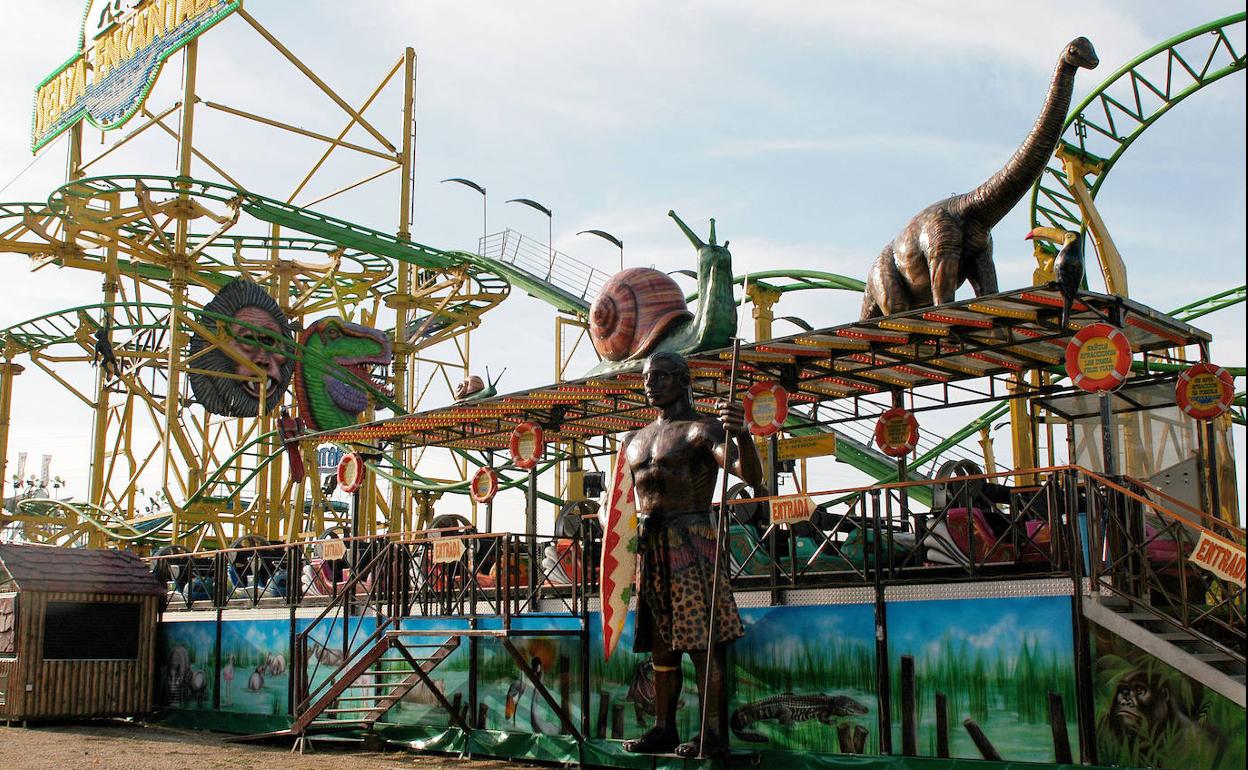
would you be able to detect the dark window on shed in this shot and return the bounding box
[42,602,140,660]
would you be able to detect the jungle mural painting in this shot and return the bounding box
[1093,626,1242,770]
[729,604,876,753]
[886,595,1078,763]
[591,604,878,753]
[159,620,217,710]
[218,619,290,716]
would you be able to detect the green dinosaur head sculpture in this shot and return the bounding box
[293,317,393,431]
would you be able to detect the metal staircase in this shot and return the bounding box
[1076,471,1246,708]
[292,627,466,737]
[230,532,592,750]
[1083,593,1245,706]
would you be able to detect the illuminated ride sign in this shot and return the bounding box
[31,0,240,151]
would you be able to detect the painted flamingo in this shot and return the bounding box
[221,654,235,705]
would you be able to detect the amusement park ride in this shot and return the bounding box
[0,3,1244,768]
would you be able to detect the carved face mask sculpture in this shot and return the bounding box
[188,279,295,417]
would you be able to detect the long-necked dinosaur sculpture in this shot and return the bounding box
[860,37,1099,319]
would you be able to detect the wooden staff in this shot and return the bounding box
[699,337,741,758]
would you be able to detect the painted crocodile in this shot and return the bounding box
[730,693,869,743]
[293,317,393,431]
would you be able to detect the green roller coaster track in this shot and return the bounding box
[1029,13,1246,231]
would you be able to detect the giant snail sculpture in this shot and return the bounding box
[587,210,738,375]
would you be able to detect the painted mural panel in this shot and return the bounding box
[1093,626,1243,770]
[158,620,217,711]
[478,615,584,734]
[589,604,878,752]
[886,596,1079,763]
[729,604,878,753]
[218,618,289,716]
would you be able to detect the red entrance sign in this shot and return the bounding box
[336,452,366,493]
[470,467,500,503]
[1176,363,1234,420]
[743,381,789,437]
[874,408,919,458]
[509,422,545,469]
[1065,322,1132,393]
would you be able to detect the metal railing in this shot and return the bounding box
[147,465,1245,665]
[480,229,610,302]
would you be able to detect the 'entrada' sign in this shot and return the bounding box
[32,0,239,151]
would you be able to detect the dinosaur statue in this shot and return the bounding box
[586,210,737,375]
[860,37,1099,319]
[293,317,394,432]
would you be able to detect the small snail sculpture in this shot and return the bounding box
[587,210,737,374]
[455,367,505,402]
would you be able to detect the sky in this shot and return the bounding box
[0,1,1243,533]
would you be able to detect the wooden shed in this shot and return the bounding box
[0,543,163,722]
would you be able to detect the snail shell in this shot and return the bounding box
[455,375,485,400]
[589,268,692,361]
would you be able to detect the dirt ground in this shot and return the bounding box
[0,721,531,770]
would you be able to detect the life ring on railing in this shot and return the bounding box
[875,407,919,457]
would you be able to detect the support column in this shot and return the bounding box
[389,47,418,535]
[0,362,24,506]
[167,41,199,544]
[1009,374,1037,486]
[745,282,782,343]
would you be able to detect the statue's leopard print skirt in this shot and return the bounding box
[634,513,743,653]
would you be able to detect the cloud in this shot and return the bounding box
[704,134,1008,161]
[710,0,1153,73]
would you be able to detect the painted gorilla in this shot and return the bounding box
[187,279,295,417]
[1105,668,1223,764]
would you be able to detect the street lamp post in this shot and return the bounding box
[576,228,624,273]
[440,177,487,254]
[506,197,553,279]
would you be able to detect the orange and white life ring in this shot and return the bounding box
[1065,322,1132,393]
[1176,363,1233,420]
[509,421,545,469]
[743,381,789,437]
[470,466,500,503]
[875,407,919,458]
[336,452,366,493]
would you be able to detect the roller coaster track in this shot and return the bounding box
[1170,285,1245,323]
[3,174,514,336]
[10,498,176,547]
[1029,13,1246,231]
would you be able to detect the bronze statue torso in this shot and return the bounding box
[624,416,724,519]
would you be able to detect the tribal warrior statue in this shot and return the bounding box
[620,351,763,759]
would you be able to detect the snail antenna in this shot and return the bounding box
[668,210,705,249]
[708,218,717,247]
